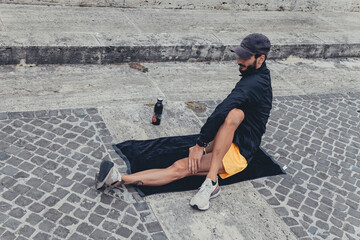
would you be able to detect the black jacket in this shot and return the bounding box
[198,62,272,163]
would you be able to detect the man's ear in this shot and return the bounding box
[256,55,265,67]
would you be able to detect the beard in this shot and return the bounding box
[239,59,257,75]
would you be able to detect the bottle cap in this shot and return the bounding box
[157,98,163,102]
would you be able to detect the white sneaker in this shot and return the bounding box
[190,177,221,210]
[95,160,122,190]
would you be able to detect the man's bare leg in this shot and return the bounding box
[206,109,244,182]
[112,152,225,187]
[188,109,244,210]
[97,109,243,189]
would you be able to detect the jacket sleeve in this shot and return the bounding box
[198,79,259,144]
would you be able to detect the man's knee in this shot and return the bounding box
[224,108,245,127]
[170,160,188,179]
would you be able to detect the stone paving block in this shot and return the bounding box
[42,196,60,207]
[58,203,75,214]
[145,222,163,233]
[26,177,44,188]
[53,226,70,238]
[0,201,12,213]
[283,217,299,227]
[1,231,16,240]
[152,232,168,240]
[122,214,138,227]
[38,182,54,193]
[0,165,19,176]
[137,223,146,232]
[88,213,105,226]
[44,209,63,222]
[274,207,289,217]
[52,187,69,199]
[0,176,17,189]
[80,199,96,210]
[28,202,46,213]
[71,183,87,194]
[25,213,43,226]
[89,229,110,240]
[3,218,21,231]
[330,226,344,238]
[100,194,113,205]
[290,226,308,238]
[76,222,95,236]
[38,219,56,232]
[84,188,99,199]
[102,220,118,232]
[73,208,89,220]
[126,206,137,216]
[346,216,360,228]
[107,209,121,221]
[72,172,86,182]
[54,170,72,184]
[26,188,46,200]
[112,199,128,211]
[131,232,148,240]
[116,226,133,238]
[33,232,51,240]
[18,225,36,238]
[8,207,26,219]
[0,152,10,161]
[330,216,343,228]
[134,202,150,212]
[14,195,33,207]
[68,232,87,240]
[7,157,23,167]
[59,215,79,227]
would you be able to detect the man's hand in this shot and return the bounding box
[188,144,204,174]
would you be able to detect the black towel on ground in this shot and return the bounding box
[114,134,285,196]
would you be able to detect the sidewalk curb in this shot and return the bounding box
[1,43,360,65]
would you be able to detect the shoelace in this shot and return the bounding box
[198,181,213,195]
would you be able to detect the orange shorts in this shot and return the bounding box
[219,143,248,179]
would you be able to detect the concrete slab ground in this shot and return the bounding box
[1,4,360,64]
[1,58,360,239]
[1,0,360,12]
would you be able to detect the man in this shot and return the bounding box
[96,33,272,211]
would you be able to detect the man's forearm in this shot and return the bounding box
[205,141,215,153]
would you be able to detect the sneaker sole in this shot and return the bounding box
[191,203,210,211]
[95,160,114,190]
[210,186,221,199]
[190,186,221,211]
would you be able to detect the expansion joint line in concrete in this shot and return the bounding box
[122,11,142,34]
[145,74,166,100]
[0,16,5,30]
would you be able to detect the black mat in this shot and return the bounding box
[114,134,285,196]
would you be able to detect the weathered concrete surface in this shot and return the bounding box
[1,4,360,64]
[1,0,360,12]
[147,182,297,240]
[1,58,360,113]
[1,58,360,239]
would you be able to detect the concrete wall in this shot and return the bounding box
[0,0,360,12]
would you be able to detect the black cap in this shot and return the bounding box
[231,33,271,59]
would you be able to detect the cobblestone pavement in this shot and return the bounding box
[0,109,166,240]
[194,92,360,240]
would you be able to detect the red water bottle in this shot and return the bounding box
[152,98,163,125]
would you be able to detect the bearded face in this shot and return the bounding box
[238,58,257,75]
